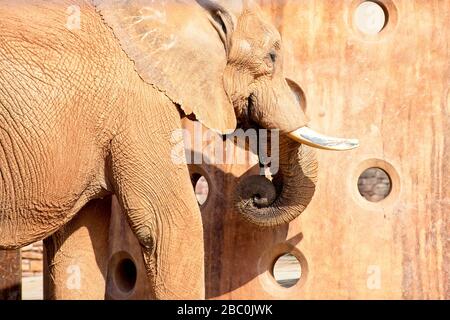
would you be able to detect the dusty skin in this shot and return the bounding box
[0,0,356,299]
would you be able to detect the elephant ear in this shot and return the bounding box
[93,0,238,134]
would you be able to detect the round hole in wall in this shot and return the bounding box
[259,244,309,297]
[354,1,388,35]
[192,173,209,206]
[272,253,302,288]
[114,257,137,294]
[357,167,392,202]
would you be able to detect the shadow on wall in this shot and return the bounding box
[18,154,392,300]
[188,149,293,298]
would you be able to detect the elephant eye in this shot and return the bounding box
[269,51,277,64]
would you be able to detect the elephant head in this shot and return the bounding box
[93,0,358,227]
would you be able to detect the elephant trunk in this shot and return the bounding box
[234,136,318,227]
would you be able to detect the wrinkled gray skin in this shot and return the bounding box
[0,0,320,299]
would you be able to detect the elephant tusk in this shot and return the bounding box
[287,127,359,151]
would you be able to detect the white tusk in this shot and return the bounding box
[288,127,359,151]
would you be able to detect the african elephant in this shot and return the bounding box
[0,0,358,299]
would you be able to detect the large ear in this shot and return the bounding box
[197,0,243,55]
[93,0,238,134]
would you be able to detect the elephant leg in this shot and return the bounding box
[109,101,205,299]
[43,197,112,300]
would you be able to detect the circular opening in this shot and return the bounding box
[357,167,392,202]
[114,258,137,294]
[272,253,302,288]
[193,174,209,206]
[354,1,388,35]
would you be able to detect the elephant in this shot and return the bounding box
[0,0,358,299]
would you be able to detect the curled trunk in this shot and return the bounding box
[234,136,318,227]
